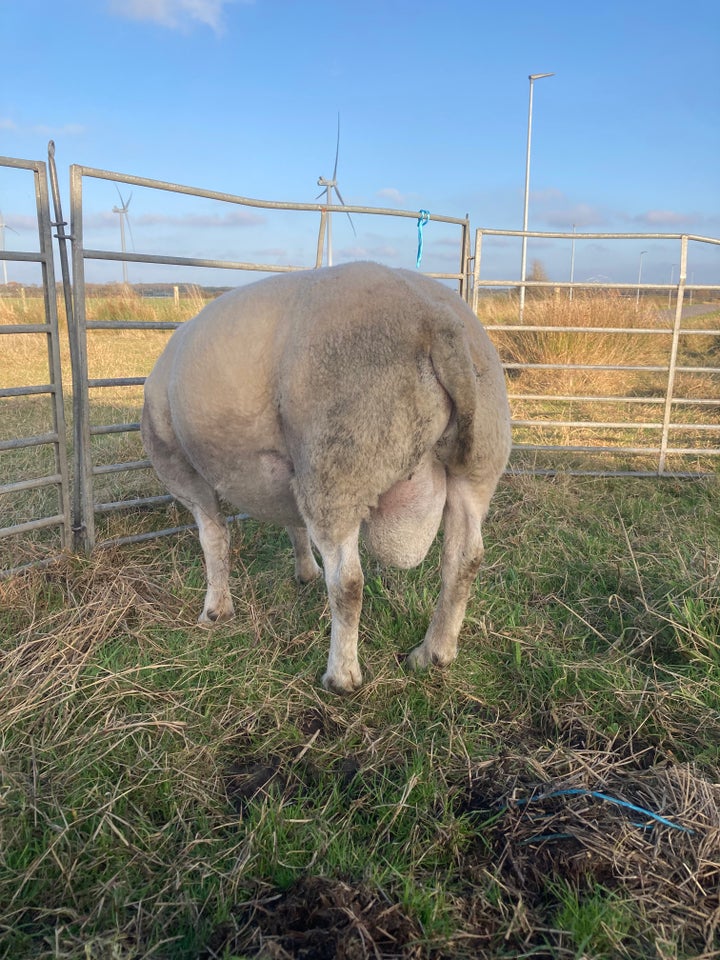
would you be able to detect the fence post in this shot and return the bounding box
[460,215,471,302]
[42,147,73,553]
[68,165,95,552]
[658,234,688,475]
[472,229,483,315]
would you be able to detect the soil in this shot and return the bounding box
[208,877,425,960]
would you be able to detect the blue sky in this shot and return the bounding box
[1,0,719,287]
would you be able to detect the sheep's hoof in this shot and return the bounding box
[407,643,456,671]
[198,604,234,626]
[322,667,363,695]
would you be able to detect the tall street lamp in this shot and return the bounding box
[668,263,677,309]
[519,72,554,321]
[636,250,647,307]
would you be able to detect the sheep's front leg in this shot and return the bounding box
[309,527,364,694]
[407,475,492,670]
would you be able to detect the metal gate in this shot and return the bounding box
[61,163,471,555]
[472,228,720,478]
[0,154,71,574]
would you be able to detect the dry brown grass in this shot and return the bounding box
[474,291,720,475]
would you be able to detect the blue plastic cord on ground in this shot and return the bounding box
[513,787,695,834]
[416,210,430,267]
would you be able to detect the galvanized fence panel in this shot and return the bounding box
[472,228,720,478]
[65,164,471,553]
[0,155,72,575]
[3,150,719,574]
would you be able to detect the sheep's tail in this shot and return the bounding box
[429,319,477,471]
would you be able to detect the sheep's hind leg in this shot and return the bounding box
[305,524,364,695]
[286,525,322,584]
[192,499,234,624]
[407,474,493,671]
[142,401,234,624]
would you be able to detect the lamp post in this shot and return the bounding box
[519,71,554,321]
[668,263,676,309]
[636,250,647,308]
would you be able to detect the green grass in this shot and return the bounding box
[2,289,720,956]
[1,473,719,958]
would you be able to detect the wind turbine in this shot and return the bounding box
[112,187,134,285]
[316,114,355,266]
[0,209,19,285]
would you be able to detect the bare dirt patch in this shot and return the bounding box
[211,877,424,960]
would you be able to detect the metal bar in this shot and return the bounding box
[0,385,55,398]
[512,420,663,429]
[0,432,58,452]
[92,459,151,476]
[94,512,249,551]
[490,325,718,336]
[82,249,309,272]
[0,323,52,334]
[513,443,718,458]
[665,424,720,431]
[48,140,76,358]
[0,514,65,539]
[88,377,145,388]
[460,216,471,301]
[478,228,693,240]
[508,393,668,403]
[69,163,95,552]
[661,448,720,455]
[78,246,470,281]
[475,277,720,291]
[507,468,713,479]
[0,555,63,579]
[96,524,198,549]
[472,228,482,314]
[86,320,180,330]
[90,422,140,436]
[514,418,719,431]
[490,325,673,335]
[0,474,63,496]
[658,237,688,474]
[95,494,173,514]
[36,152,72,553]
[503,362,670,372]
[508,393,720,405]
[0,250,52,263]
[513,443,662,454]
[72,164,469,224]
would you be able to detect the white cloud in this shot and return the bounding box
[135,209,265,227]
[85,208,264,230]
[0,117,85,136]
[376,187,411,207]
[107,0,247,33]
[633,209,696,227]
[540,202,608,229]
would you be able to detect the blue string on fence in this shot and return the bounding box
[416,210,430,268]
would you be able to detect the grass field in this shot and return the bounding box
[1,289,719,958]
[1,474,719,959]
